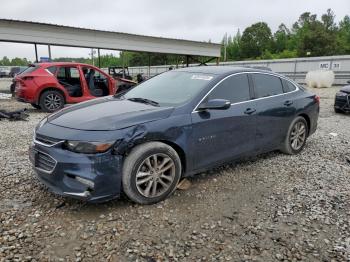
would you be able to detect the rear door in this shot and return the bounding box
[251,73,297,152]
[56,66,85,102]
[191,73,257,170]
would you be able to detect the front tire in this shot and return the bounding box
[281,116,308,155]
[122,142,182,204]
[334,107,342,114]
[39,90,64,113]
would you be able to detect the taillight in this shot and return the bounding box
[314,95,320,104]
[22,76,34,81]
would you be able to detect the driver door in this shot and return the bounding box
[191,73,257,171]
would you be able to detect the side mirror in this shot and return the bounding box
[197,99,231,111]
[347,80,350,84]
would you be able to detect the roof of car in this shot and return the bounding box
[175,66,268,75]
[36,62,97,67]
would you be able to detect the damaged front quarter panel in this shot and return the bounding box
[113,114,193,173]
[113,124,148,155]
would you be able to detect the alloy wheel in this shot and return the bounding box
[290,121,306,151]
[44,94,62,111]
[135,153,176,198]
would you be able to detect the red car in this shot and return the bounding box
[15,62,117,112]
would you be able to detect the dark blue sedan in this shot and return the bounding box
[30,66,319,204]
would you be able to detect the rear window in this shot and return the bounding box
[252,74,284,98]
[46,66,57,75]
[282,79,297,92]
[21,65,39,74]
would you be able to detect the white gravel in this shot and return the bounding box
[0,85,349,261]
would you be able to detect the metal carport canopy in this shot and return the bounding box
[0,19,221,57]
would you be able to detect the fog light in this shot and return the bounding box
[75,176,95,188]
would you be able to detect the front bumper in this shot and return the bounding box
[29,141,123,203]
[334,94,350,112]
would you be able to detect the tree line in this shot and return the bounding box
[222,9,350,60]
[0,9,349,67]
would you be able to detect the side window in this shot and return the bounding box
[46,66,57,75]
[57,67,80,79]
[207,74,251,104]
[252,74,284,98]
[82,67,106,80]
[282,79,297,93]
[69,68,80,79]
[57,67,66,78]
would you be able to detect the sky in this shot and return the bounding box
[0,0,349,60]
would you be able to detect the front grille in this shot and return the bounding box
[35,134,62,146]
[36,152,56,172]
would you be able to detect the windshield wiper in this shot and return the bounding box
[127,97,159,107]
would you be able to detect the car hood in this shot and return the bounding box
[340,85,350,94]
[48,97,174,131]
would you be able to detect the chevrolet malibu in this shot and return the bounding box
[30,67,319,204]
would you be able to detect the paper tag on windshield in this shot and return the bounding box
[191,75,213,81]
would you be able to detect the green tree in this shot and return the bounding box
[240,22,273,58]
[337,15,350,54]
[0,56,11,66]
[11,57,30,66]
[273,23,290,53]
[294,10,338,56]
[225,30,242,60]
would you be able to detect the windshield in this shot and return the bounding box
[123,71,215,107]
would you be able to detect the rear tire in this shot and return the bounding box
[122,142,182,205]
[281,116,308,155]
[31,103,41,110]
[39,90,64,113]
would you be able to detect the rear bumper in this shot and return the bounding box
[29,142,123,203]
[15,82,37,103]
[307,103,319,137]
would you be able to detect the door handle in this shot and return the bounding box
[244,108,256,115]
[284,100,293,106]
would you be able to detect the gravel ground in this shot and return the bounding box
[0,81,350,262]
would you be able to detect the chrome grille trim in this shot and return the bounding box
[35,151,57,174]
[34,134,64,147]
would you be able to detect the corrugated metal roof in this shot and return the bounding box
[0,18,221,46]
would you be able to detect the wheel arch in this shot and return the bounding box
[126,139,187,175]
[158,140,187,174]
[37,87,66,104]
[297,113,310,136]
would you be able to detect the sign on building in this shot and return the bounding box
[319,62,341,70]
[319,62,331,70]
[332,63,341,70]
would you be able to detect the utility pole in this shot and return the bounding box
[89,49,96,66]
[223,32,228,62]
[34,44,38,63]
[48,45,52,61]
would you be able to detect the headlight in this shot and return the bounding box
[336,92,348,97]
[64,140,115,154]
